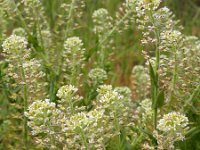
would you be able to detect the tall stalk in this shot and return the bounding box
[150,9,160,130]
[169,46,178,110]
[64,0,76,38]
[19,60,28,149]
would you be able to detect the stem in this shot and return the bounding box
[153,44,159,129]
[80,129,89,150]
[97,10,132,68]
[169,46,178,109]
[64,0,76,38]
[19,61,28,149]
[153,108,158,129]
[12,0,30,35]
[114,112,121,150]
[70,50,78,86]
[68,95,75,115]
[150,8,160,130]
[98,11,132,47]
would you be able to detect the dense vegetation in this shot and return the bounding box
[0,0,200,149]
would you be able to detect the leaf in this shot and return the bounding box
[153,90,165,109]
[184,85,200,111]
[186,127,200,139]
[149,61,158,107]
[148,61,157,87]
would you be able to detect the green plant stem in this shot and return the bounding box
[12,0,30,36]
[19,61,28,149]
[150,9,160,130]
[70,52,78,86]
[182,84,200,112]
[153,44,159,129]
[97,10,132,68]
[58,0,76,83]
[80,129,89,150]
[114,112,121,150]
[98,11,132,47]
[64,0,76,38]
[169,46,178,110]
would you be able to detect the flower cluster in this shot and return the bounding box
[25,99,57,135]
[96,85,133,126]
[136,98,153,124]
[114,86,132,98]
[2,34,30,76]
[61,109,109,149]
[92,8,113,35]
[62,37,85,86]
[25,99,64,149]
[57,85,78,99]
[56,85,83,114]
[128,1,195,149]
[2,34,29,60]
[26,84,134,149]
[133,0,178,45]
[158,112,189,134]
[92,8,116,68]
[22,59,47,100]
[2,34,47,101]
[12,28,27,37]
[58,0,85,35]
[154,112,189,149]
[88,68,108,85]
[131,65,150,100]
[20,0,47,30]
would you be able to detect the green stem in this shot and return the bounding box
[97,10,132,68]
[64,0,76,38]
[70,51,78,86]
[169,46,178,109]
[153,44,159,129]
[150,8,160,130]
[98,11,132,47]
[114,112,121,150]
[12,0,30,36]
[19,61,28,149]
[80,129,89,150]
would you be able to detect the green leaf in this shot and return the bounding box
[148,61,157,87]
[184,85,200,111]
[186,127,200,139]
[149,61,158,108]
[153,90,165,109]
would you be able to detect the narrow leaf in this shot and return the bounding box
[153,90,165,109]
[149,61,157,87]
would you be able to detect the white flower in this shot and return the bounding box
[56,85,78,99]
[158,112,189,133]
[2,34,28,53]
